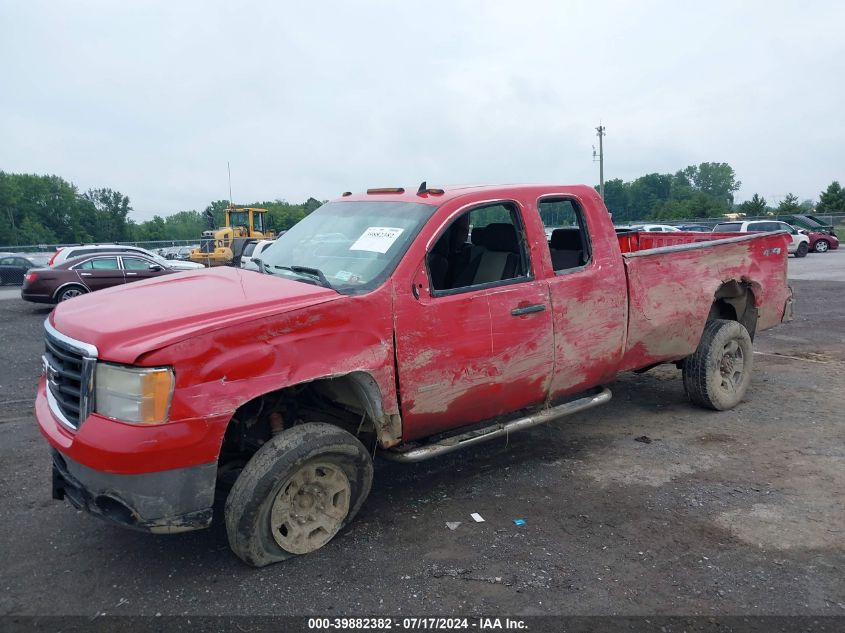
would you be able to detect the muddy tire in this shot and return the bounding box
[683,319,753,411]
[224,422,373,567]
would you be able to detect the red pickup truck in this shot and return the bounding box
[37,184,793,566]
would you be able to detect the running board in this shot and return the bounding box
[381,387,612,463]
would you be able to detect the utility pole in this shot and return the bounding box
[594,124,606,200]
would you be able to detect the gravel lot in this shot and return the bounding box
[1,251,843,617]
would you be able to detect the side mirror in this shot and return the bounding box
[149,264,163,272]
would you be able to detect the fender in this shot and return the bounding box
[139,289,402,448]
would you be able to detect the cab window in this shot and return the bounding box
[538,198,592,272]
[427,202,530,293]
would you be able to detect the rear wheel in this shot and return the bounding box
[795,242,809,258]
[814,239,829,253]
[225,422,373,567]
[56,285,88,302]
[683,319,753,411]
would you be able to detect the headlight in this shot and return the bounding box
[94,363,175,425]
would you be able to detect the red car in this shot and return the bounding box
[806,230,839,253]
[22,252,177,304]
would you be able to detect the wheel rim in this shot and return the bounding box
[269,461,351,554]
[816,241,828,252]
[718,339,745,393]
[59,288,83,301]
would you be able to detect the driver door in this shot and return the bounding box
[393,201,554,441]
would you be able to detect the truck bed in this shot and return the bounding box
[617,230,742,253]
[616,230,792,372]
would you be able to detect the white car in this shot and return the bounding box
[49,244,206,270]
[712,220,810,257]
[240,239,276,270]
[627,224,682,232]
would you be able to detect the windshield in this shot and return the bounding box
[145,251,171,266]
[229,210,249,228]
[258,200,436,293]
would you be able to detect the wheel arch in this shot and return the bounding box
[218,370,402,467]
[53,281,89,301]
[710,280,759,340]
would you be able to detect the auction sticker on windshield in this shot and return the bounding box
[349,227,404,254]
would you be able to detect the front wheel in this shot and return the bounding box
[683,319,753,411]
[814,239,829,253]
[795,242,809,258]
[224,422,373,567]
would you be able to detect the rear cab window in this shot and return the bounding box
[538,197,592,273]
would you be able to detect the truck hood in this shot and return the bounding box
[51,267,343,364]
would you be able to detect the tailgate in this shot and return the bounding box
[618,232,791,372]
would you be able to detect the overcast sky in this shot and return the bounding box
[2,1,844,221]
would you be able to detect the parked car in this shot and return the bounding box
[712,220,810,257]
[777,214,836,237]
[49,244,205,271]
[37,183,793,567]
[240,239,277,270]
[627,224,682,232]
[675,224,712,232]
[22,252,178,304]
[0,253,51,285]
[806,230,839,253]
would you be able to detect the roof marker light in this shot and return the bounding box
[366,188,405,194]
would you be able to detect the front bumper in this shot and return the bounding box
[36,378,222,533]
[51,447,215,534]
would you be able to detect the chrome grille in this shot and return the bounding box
[43,321,98,431]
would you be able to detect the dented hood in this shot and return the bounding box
[50,267,342,363]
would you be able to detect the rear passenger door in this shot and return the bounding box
[72,257,124,291]
[540,197,628,398]
[393,201,554,440]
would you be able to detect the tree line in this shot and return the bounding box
[0,171,324,247]
[599,162,844,223]
[2,168,843,247]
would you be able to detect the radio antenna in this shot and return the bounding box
[227,161,233,207]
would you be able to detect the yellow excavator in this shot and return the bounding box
[190,205,275,267]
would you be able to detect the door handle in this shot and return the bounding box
[80,272,92,277]
[511,303,546,316]
[125,272,138,276]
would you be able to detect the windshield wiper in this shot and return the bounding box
[273,265,333,289]
[253,258,273,275]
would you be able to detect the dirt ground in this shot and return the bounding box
[0,264,843,617]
